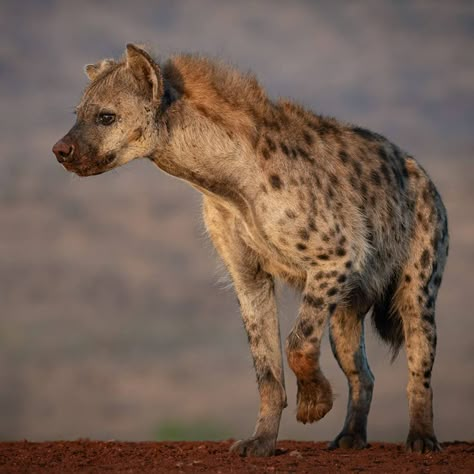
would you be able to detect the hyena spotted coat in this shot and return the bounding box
[53,44,449,456]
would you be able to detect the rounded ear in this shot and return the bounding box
[125,44,163,103]
[84,59,116,81]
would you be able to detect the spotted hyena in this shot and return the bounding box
[53,44,448,456]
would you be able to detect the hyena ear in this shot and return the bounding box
[84,59,116,81]
[125,43,164,104]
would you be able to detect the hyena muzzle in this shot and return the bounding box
[53,44,449,456]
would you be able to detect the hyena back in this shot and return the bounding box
[53,44,449,456]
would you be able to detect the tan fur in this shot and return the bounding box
[53,44,449,456]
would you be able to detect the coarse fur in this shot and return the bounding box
[53,44,449,456]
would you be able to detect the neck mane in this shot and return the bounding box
[162,55,271,145]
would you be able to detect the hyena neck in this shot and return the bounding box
[149,55,268,206]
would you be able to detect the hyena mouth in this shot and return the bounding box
[102,152,116,166]
[66,152,117,177]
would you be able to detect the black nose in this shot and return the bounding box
[53,139,75,163]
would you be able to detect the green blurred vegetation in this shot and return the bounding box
[154,419,231,441]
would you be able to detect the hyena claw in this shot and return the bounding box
[328,433,367,450]
[406,434,442,453]
[230,436,277,457]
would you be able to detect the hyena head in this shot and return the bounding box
[53,44,166,176]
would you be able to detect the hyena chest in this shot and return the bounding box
[238,216,307,286]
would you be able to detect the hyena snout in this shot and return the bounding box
[52,136,76,164]
[52,133,116,177]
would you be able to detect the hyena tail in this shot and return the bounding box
[371,275,404,362]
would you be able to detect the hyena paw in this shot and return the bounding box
[296,378,333,424]
[406,433,441,453]
[230,436,276,457]
[328,432,367,450]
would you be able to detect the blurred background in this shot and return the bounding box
[0,0,473,443]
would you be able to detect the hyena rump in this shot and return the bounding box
[53,44,449,456]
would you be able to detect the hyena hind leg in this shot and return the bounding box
[396,230,448,451]
[328,305,374,450]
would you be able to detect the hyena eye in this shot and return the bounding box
[97,112,116,126]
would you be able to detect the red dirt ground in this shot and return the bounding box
[0,440,472,473]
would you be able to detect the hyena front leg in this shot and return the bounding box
[286,268,347,424]
[328,306,374,450]
[203,199,286,457]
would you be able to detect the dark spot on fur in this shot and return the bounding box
[296,243,307,251]
[345,260,352,269]
[303,294,324,309]
[380,163,391,183]
[328,303,337,314]
[314,271,324,280]
[337,274,347,283]
[327,287,338,296]
[405,274,411,283]
[280,142,290,156]
[322,233,330,242]
[370,170,382,186]
[270,175,283,190]
[262,147,271,160]
[423,369,432,378]
[265,136,277,152]
[339,150,350,164]
[420,249,430,269]
[317,254,329,260]
[300,320,314,338]
[352,160,362,177]
[303,130,314,146]
[335,247,346,257]
[307,118,338,136]
[422,313,435,325]
[299,229,310,241]
[297,146,313,163]
[263,118,281,132]
[319,282,328,289]
[308,217,317,232]
[423,381,430,389]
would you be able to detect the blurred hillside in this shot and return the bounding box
[0,0,473,442]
